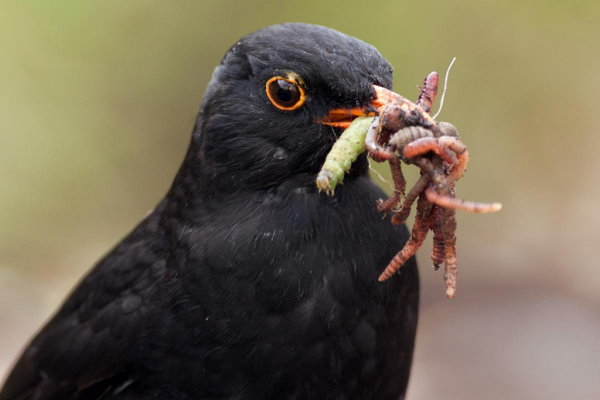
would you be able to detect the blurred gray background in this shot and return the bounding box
[1,1,599,399]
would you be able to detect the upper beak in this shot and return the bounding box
[319,85,407,129]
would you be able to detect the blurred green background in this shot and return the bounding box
[1,1,599,398]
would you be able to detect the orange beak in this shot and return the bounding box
[319,85,408,129]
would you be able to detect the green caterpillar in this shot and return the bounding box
[316,116,375,196]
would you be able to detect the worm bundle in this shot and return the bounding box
[317,72,501,298]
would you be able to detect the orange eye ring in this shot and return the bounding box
[265,76,306,111]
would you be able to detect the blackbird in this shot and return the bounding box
[0,23,419,400]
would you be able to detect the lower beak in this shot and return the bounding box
[319,85,411,129]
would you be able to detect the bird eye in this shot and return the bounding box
[266,76,306,111]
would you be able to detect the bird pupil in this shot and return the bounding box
[276,79,297,104]
[277,88,293,102]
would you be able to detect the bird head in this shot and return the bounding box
[184,23,403,196]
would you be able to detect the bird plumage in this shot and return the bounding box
[1,23,418,400]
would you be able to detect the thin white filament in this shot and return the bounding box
[432,57,456,120]
[368,157,395,193]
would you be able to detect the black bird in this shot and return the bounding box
[1,23,419,400]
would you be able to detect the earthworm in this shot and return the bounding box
[365,116,395,162]
[425,186,502,213]
[376,155,406,213]
[430,203,446,270]
[391,172,431,226]
[416,71,438,114]
[379,193,434,282]
[402,137,459,165]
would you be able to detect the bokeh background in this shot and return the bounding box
[1,1,599,399]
